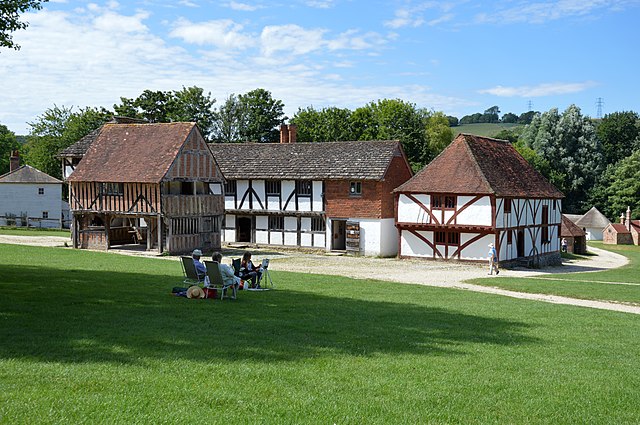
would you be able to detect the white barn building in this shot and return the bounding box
[395,134,564,266]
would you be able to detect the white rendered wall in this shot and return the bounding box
[585,228,604,241]
[457,196,492,225]
[397,194,431,224]
[282,181,296,212]
[255,230,269,244]
[400,230,434,258]
[312,181,323,211]
[300,233,312,246]
[313,233,325,248]
[266,195,280,211]
[459,234,494,261]
[255,215,268,244]
[270,232,283,245]
[236,180,249,209]
[223,214,235,242]
[0,183,62,228]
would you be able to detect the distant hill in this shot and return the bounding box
[451,123,523,139]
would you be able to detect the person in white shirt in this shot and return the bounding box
[210,252,240,299]
[488,243,499,275]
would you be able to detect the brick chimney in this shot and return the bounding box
[288,124,297,143]
[9,150,20,172]
[280,124,289,144]
[620,212,626,224]
[627,206,632,231]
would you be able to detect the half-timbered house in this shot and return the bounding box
[395,134,564,265]
[208,125,413,256]
[66,122,224,253]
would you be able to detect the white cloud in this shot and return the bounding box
[226,1,261,11]
[169,18,255,50]
[384,2,451,29]
[93,11,150,33]
[260,24,327,56]
[479,82,598,97]
[326,29,387,50]
[304,0,336,8]
[179,0,199,7]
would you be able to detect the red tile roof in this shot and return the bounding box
[67,122,197,183]
[610,223,631,234]
[561,214,585,237]
[395,134,564,198]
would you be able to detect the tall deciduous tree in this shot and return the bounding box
[520,105,603,213]
[238,88,286,142]
[291,106,354,142]
[423,111,453,163]
[596,111,640,165]
[211,94,245,143]
[0,0,47,50]
[0,123,20,174]
[589,150,640,220]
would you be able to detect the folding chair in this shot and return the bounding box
[180,256,206,286]
[204,261,238,300]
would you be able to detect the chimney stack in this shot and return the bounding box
[9,150,20,172]
[280,124,289,144]
[288,124,297,143]
[620,213,625,224]
[627,206,632,231]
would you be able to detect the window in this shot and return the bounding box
[431,195,441,208]
[435,231,446,244]
[507,231,513,245]
[224,180,236,196]
[100,182,123,196]
[553,200,557,211]
[444,196,456,209]
[541,205,549,243]
[311,217,325,232]
[38,187,44,195]
[180,182,194,195]
[296,180,312,197]
[266,180,281,196]
[436,230,459,245]
[504,199,512,214]
[350,181,362,196]
[42,211,48,219]
[269,216,284,231]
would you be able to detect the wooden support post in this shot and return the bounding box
[72,214,78,249]
[104,214,110,251]
[146,216,152,251]
[157,215,162,254]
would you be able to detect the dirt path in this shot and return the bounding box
[1,235,638,314]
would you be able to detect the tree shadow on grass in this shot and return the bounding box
[0,265,539,365]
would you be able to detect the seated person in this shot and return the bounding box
[211,252,240,298]
[240,251,263,288]
[192,249,207,282]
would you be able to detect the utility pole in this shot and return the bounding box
[527,100,533,111]
[596,97,604,119]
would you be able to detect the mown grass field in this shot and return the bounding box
[451,123,522,138]
[470,243,640,305]
[1,243,639,424]
[0,227,70,237]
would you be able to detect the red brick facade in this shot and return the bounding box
[325,156,412,219]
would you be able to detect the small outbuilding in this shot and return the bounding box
[574,207,610,241]
[560,214,587,254]
[603,207,640,245]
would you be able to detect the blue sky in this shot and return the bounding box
[1,0,639,134]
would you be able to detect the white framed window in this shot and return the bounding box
[42,211,48,219]
[38,187,45,195]
[350,181,362,196]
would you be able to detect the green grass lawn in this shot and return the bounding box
[452,123,522,138]
[1,244,639,423]
[469,243,640,305]
[0,227,70,237]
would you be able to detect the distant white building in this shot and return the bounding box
[573,207,611,241]
[0,151,63,228]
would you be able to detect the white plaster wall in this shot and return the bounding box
[256,215,268,230]
[400,230,433,258]
[224,195,235,210]
[236,180,249,209]
[312,181,323,211]
[397,194,431,224]
[284,216,297,232]
[300,233,312,246]
[313,233,325,248]
[585,228,604,241]
[0,183,62,228]
[354,218,391,257]
[223,229,235,242]
[266,196,280,211]
[284,232,297,245]
[300,217,311,231]
[270,232,283,245]
[456,196,492,225]
[282,181,296,212]
[253,180,265,202]
[460,233,494,261]
[297,197,311,212]
[255,230,269,244]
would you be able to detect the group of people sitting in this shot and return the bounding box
[192,249,265,291]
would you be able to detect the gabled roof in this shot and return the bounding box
[394,134,564,198]
[575,207,610,228]
[609,223,631,234]
[0,165,61,184]
[564,213,583,223]
[208,140,407,180]
[561,214,586,237]
[66,122,197,183]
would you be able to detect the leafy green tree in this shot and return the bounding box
[482,106,500,123]
[589,150,640,220]
[459,113,482,124]
[291,106,354,142]
[423,112,453,163]
[238,88,286,142]
[521,105,603,212]
[446,115,459,127]
[501,112,518,124]
[493,127,523,143]
[517,111,537,124]
[0,123,20,174]
[513,140,551,178]
[211,94,246,143]
[0,0,47,50]
[24,105,112,179]
[595,111,640,165]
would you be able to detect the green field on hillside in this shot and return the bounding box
[452,123,522,138]
[1,243,639,423]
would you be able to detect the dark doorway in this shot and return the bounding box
[331,220,346,251]
[517,230,525,257]
[237,216,252,242]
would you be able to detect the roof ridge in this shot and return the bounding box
[461,136,495,194]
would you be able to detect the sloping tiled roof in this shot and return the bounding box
[609,223,631,234]
[394,134,564,198]
[58,117,149,158]
[66,122,196,183]
[575,207,610,228]
[564,213,583,223]
[0,165,61,184]
[561,214,586,237]
[208,140,405,180]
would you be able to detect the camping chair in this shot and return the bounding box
[204,261,238,300]
[180,256,206,286]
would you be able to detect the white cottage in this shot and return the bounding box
[395,134,564,266]
[574,207,610,241]
[209,125,413,256]
[0,151,63,228]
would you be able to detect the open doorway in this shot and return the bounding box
[331,219,346,251]
[517,230,525,257]
[236,216,252,243]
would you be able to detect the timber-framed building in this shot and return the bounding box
[65,122,224,253]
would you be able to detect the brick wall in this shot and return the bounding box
[382,155,413,218]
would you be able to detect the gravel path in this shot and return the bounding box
[1,235,637,314]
